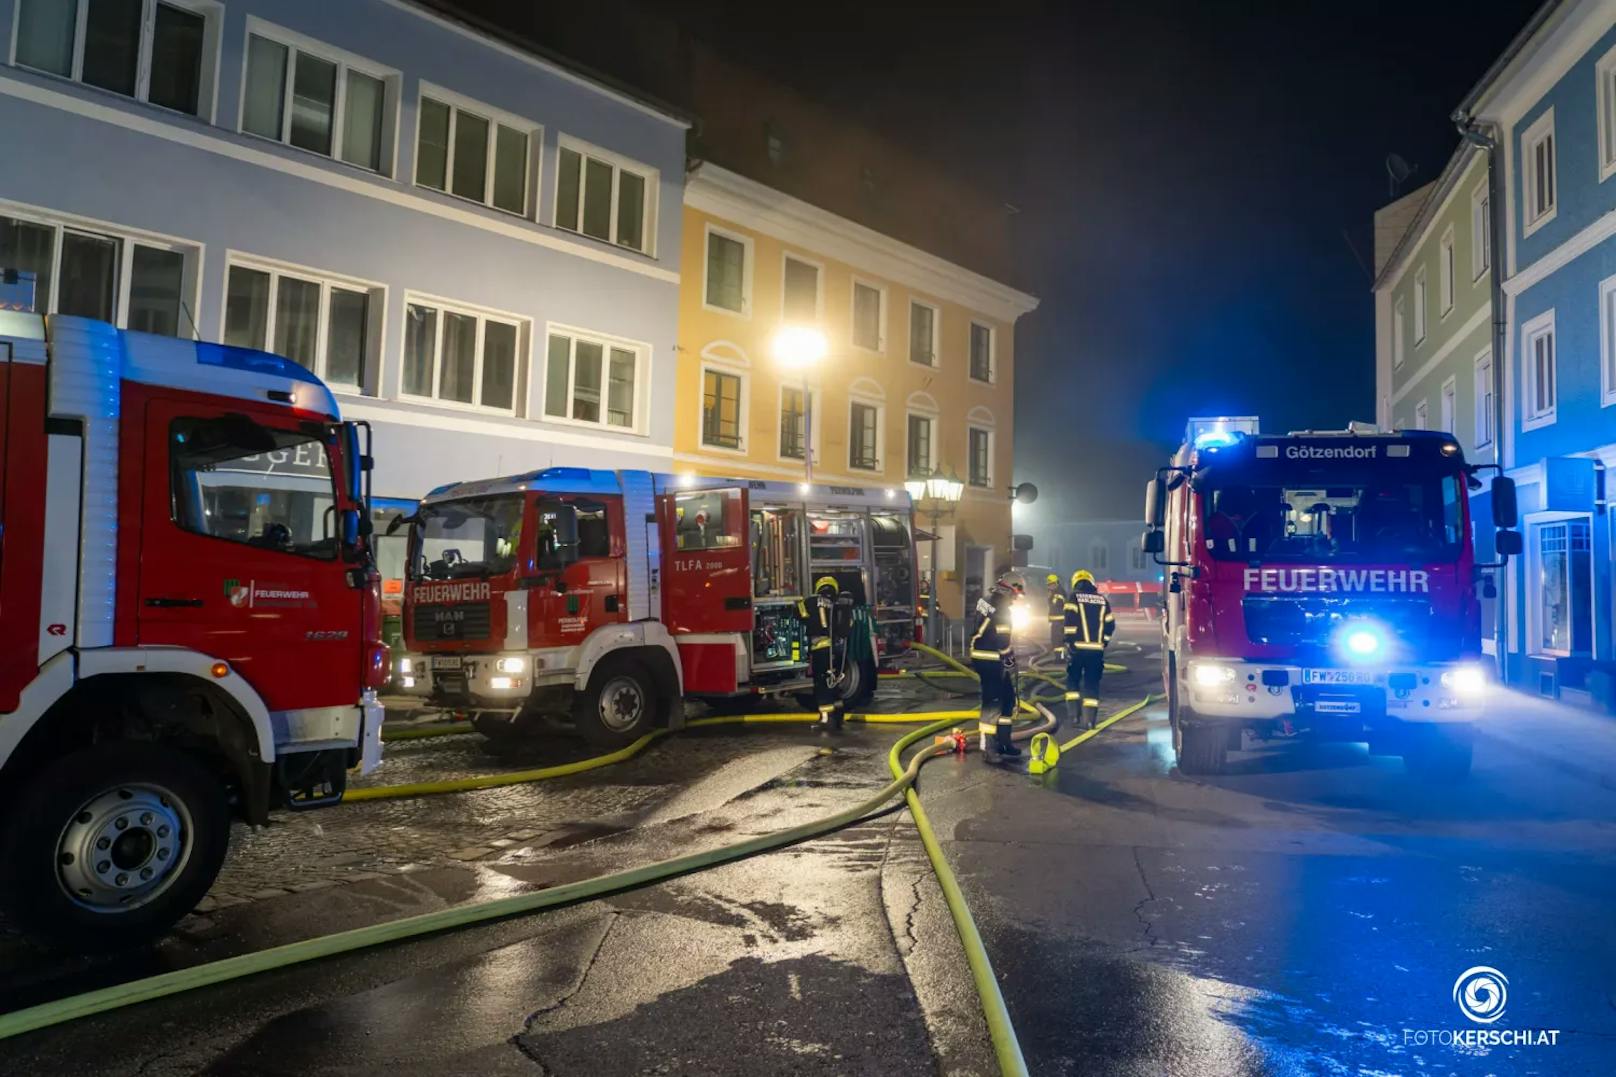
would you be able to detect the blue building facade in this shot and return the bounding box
[0,0,688,501]
[1466,0,1616,702]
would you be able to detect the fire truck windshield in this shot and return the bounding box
[1202,472,1464,564]
[410,495,524,580]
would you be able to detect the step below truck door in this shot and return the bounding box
[659,485,751,692]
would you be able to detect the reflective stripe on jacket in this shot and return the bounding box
[1063,591,1116,650]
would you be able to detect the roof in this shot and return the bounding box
[1370,149,1483,291]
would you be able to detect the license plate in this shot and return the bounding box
[1315,699,1362,714]
[431,655,463,671]
[1303,669,1375,685]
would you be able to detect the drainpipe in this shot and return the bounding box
[1457,119,1509,679]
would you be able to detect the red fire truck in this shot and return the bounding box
[394,471,918,743]
[0,314,385,946]
[1142,418,1520,778]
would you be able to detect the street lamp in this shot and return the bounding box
[906,466,965,649]
[772,326,827,488]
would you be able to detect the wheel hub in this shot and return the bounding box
[56,784,191,911]
[598,677,646,732]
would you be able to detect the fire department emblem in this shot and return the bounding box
[225,578,251,608]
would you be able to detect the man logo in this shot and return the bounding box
[1453,966,1508,1024]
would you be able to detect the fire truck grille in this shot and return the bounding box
[412,602,492,642]
[1242,595,1440,658]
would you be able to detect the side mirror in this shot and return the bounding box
[1144,478,1165,528]
[1490,476,1518,529]
[1142,529,1165,555]
[1495,530,1522,559]
[553,506,580,549]
[340,508,361,548]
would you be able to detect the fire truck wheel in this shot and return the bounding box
[1176,723,1228,776]
[0,743,230,950]
[575,658,657,747]
[840,655,879,708]
[1403,725,1473,781]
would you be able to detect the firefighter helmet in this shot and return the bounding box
[1071,569,1096,588]
[814,575,840,596]
[1045,572,1060,586]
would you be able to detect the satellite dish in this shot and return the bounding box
[1013,482,1038,505]
[1385,153,1418,197]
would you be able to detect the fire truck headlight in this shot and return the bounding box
[397,657,414,675]
[1442,665,1487,697]
[1191,662,1237,687]
[495,656,528,674]
[1010,603,1030,633]
[401,676,415,689]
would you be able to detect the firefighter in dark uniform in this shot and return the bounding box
[800,575,844,732]
[970,577,1021,758]
[1045,572,1066,651]
[1063,569,1116,729]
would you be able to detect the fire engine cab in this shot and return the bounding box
[394,471,918,744]
[0,314,385,946]
[1142,418,1520,778]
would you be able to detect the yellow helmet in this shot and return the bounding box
[814,575,840,594]
[1071,569,1095,587]
[1045,573,1060,586]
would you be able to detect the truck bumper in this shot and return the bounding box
[1184,659,1487,725]
[395,651,569,708]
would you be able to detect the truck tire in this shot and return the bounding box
[574,657,657,748]
[1177,723,1228,776]
[0,743,230,950]
[1403,725,1473,781]
[840,654,879,709]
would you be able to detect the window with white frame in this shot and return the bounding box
[781,255,819,324]
[909,301,938,366]
[0,209,194,335]
[1471,184,1491,279]
[1129,545,1147,571]
[1090,540,1109,572]
[1532,518,1592,656]
[701,367,744,450]
[703,227,750,315]
[13,0,218,118]
[1393,296,1406,367]
[1439,227,1455,315]
[852,280,884,351]
[1474,349,1494,448]
[400,298,522,412]
[1599,44,1616,182]
[1523,109,1556,233]
[241,25,395,175]
[779,384,815,461]
[1522,311,1556,426]
[222,261,379,390]
[1412,266,1427,343]
[968,426,992,487]
[543,329,643,432]
[969,321,994,382]
[414,89,531,214]
[1440,376,1456,434]
[906,412,935,477]
[554,138,654,254]
[1601,273,1616,406]
[848,399,881,470]
[1412,399,1428,430]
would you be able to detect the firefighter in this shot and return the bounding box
[1044,571,1068,651]
[801,575,844,732]
[970,576,1021,759]
[1063,569,1116,729]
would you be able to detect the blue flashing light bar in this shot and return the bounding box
[1187,416,1260,449]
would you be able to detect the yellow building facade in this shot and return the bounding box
[676,165,1039,621]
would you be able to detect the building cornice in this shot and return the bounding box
[685,164,1040,324]
[1457,0,1616,128]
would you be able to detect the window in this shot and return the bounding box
[1600,274,1616,406]
[1440,376,1456,434]
[1130,545,1147,571]
[779,384,814,460]
[1522,310,1556,427]
[909,301,938,366]
[1602,43,1616,182]
[401,298,521,411]
[14,0,215,117]
[1392,296,1406,367]
[536,498,611,569]
[414,90,529,213]
[169,416,337,559]
[242,28,394,175]
[675,489,743,551]
[543,330,642,431]
[701,368,743,450]
[1089,541,1109,572]
[1412,400,1428,430]
[1439,227,1455,315]
[968,426,992,487]
[1523,109,1556,233]
[703,227,750,314]
[848,400,881,470]
[1474,349,1494,448]
[969,322,994,382]
[852,280,883,351]
[906,413,934,477]
[411,494,523,580]
[0,211,191,334]
[223,262,377,389]
[1471,184,1491,279]
[554,138,654,254]
[781,255,819,323]
[1532,518,1592,656]
[1412,267,1427,344]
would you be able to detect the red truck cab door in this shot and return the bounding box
[529,495,626,649]
[659,485,752,635]
[133,395,363,712]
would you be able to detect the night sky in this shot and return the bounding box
[448,0,1541,522]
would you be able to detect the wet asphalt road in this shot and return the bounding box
[4,623,1616,1075]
